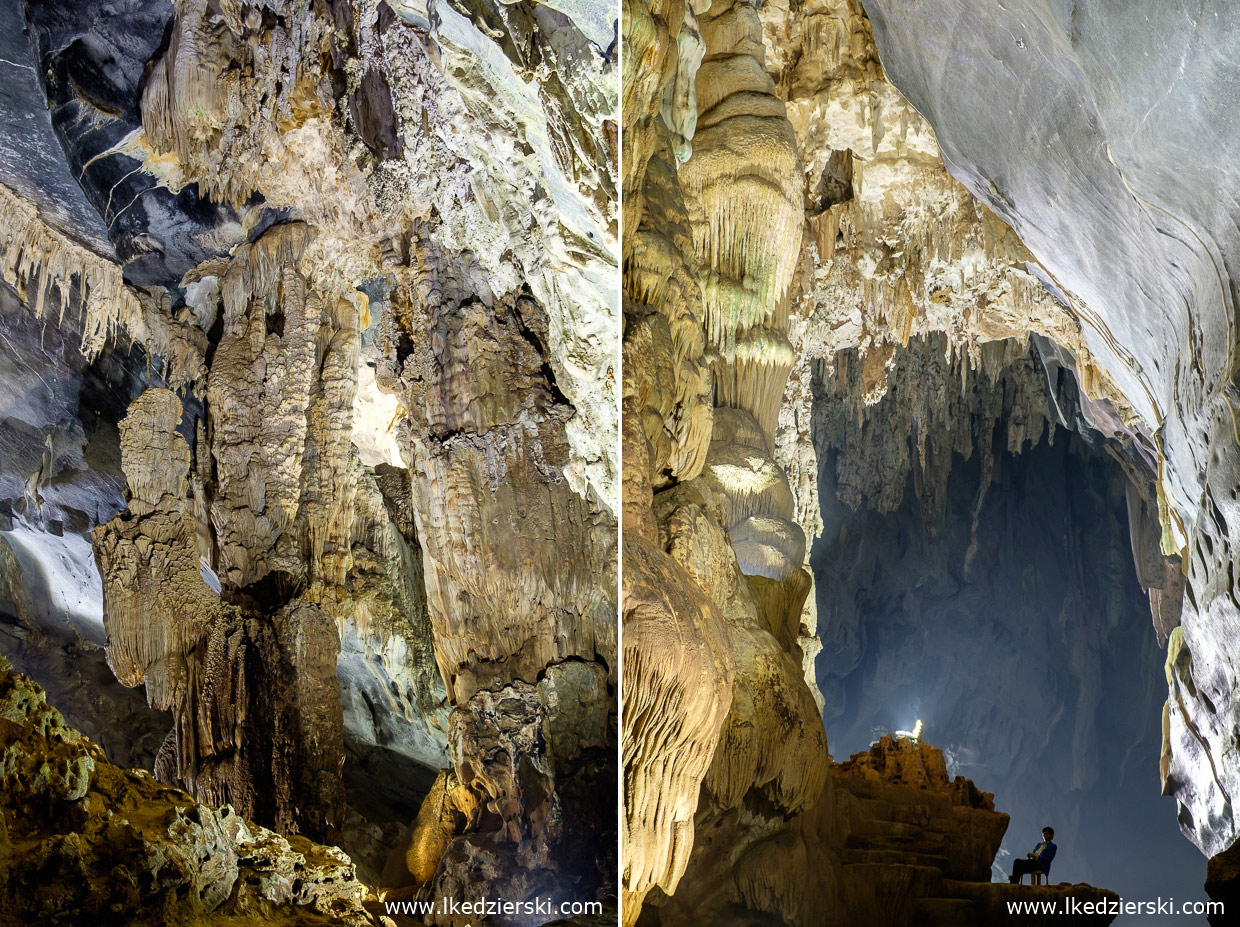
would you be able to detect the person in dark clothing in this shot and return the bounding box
[1008,827,1057,883]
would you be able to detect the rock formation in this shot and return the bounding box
[853,0,1240,863]
[622,0,1203,920]
[647,734,1119,927]
[622,0,828,918]
[0,654,373,926]
[1,0,617,919]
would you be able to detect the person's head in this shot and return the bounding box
[1042,827,1054,841]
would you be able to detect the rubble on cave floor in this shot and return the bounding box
[0,653,376,926]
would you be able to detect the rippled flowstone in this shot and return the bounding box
[0,654,372,926]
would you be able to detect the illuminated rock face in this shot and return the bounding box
[857,0,1240,860]
[654,734,1119,927]
[0,0,616,915]
[622,0,1207,920]
[622,0,828,922]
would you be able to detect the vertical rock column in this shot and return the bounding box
[621,0,738,916]
[377,231,617,906]
[680,0,803,436]
[621,0,828,922]
[680,0,808,608]
[93,223,355,843]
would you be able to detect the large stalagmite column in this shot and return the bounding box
[370,230,617,905]
[622,0,828,922]
[95,224,357,842]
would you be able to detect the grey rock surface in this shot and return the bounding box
[22,0,252,289]
[0,1,111,252]
[861,0,1240,859]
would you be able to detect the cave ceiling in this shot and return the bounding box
[622,0,1240,923]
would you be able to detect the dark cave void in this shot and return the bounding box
[812,367,1206,920]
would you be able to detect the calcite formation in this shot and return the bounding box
[623,0,828,921]
[1,0,617,917]
[0,655,372,926]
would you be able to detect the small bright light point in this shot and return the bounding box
[895,719,924,742]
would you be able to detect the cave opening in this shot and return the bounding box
[810,333,1205,914]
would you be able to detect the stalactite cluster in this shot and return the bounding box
[622,0,827,923]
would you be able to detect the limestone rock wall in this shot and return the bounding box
[370,229,618,909]
[1,0,618,913]
[853,0,1240,858]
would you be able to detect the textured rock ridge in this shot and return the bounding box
[359,228,618,912]
[0,654,372,926]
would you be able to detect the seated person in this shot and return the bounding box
[1008,827,1056,883]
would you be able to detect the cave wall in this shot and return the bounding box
[0,0,618,914]
[812,333,1204,904]
[857,0,1240,858]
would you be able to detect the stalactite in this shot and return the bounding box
[0,183,205,384]
[678,0,804,438]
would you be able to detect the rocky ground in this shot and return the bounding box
[0,653,374,926]
[822,736,1117,927]
[641,733,1118,927]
